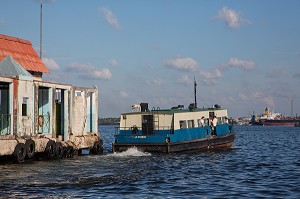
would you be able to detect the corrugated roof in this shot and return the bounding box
[0,34,49,73]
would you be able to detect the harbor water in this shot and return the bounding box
[0,125,299,198]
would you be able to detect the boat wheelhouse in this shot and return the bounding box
[113,103,236,153]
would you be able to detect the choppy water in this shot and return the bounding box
[0,125,299,198]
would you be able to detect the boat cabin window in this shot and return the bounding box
[198,117,208,127]
[220,117,227,124]
[205,119,209,126]
[209,112,215,119]
[179,120,187,129]
[188,120,194,128]
[218,117,222,124]
[197,119,201,127]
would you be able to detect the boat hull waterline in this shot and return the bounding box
[113,132,236,153]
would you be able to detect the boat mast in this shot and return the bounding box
[194,77,197,109]
[40,0,43,59]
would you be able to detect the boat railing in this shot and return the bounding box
[115,126,173,135]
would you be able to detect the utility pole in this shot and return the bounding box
[40,0,43,59]
[291,98,293,117]
[194,77,197,109]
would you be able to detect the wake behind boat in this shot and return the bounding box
[112,103,236,153]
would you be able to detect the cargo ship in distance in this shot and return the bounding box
[250,107,300,127]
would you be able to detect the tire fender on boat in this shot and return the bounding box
[13,143,26,163]
[68,146,74,158]
[63,146,69,158]
[91,140,103,155]
[55,142,64,159]
[63,145,74,158]
[45,140,56,159]
[25,139,35,159]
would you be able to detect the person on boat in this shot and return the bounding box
[225,116,229,124]
[200,117,205,127]
[209,117,213,133]
[211,116,218,135]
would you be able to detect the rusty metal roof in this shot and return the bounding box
[0,34,49,73]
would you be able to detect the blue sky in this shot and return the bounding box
[1,0,300,118]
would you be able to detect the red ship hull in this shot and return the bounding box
[262,119,297,126]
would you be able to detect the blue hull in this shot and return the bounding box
[113,132,236,153]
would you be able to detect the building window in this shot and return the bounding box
[56,89,62,102]
[22,97,28,116]
[188,120,194,128]
[75,90,82,97]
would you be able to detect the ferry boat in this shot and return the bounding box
[112,102,236,153]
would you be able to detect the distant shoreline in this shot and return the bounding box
[98,118,120,125]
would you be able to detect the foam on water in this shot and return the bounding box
[108,146,151,157]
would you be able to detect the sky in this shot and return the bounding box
[1,0,300,118]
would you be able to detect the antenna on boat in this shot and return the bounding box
[194,76,197,109]
[40,0,43,59]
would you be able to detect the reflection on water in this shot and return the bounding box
[0,125,299,198]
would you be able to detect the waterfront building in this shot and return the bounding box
[0,34,103,163]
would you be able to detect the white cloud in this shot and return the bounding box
[227,58,256,70]
[252,91,275,108]
[164,57,198,72]
[65,63,93,72]
[253,91,263,98]
[199,69,223,79]
[66,63,112,80]
[98,7,121,30]
[120,91,128,98]
[153,78,164,86]
[109,59,118,67]
[214,7,251,29]
[42,58,60,70]
[86,68,112,80]
[176,75,193,86]
[238,93,248,101]
[198,69,223,85]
